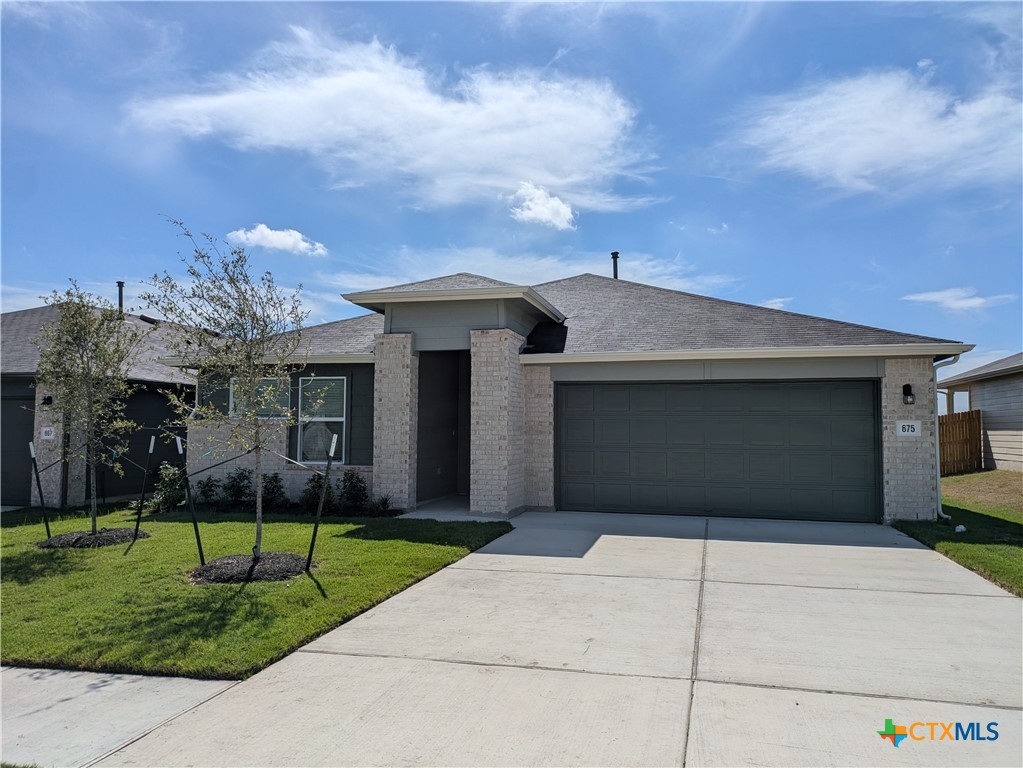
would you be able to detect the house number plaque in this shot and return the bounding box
[895,420,921,438]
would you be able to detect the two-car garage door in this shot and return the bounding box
[556,381,881,522]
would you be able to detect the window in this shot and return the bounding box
[229,377,291,418]
[299,377,346,462]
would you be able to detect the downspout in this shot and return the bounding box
[933,354,961,521]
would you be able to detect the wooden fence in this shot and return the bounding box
[939,410,982,476]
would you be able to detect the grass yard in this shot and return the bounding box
[1,507,511,679]
[893,470,1023,597]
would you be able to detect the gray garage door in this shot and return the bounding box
[556,381,880,522]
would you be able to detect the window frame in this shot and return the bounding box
[228,376,291,420]
[298,376,347,464]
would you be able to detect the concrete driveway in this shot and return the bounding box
[79,512,1023,766]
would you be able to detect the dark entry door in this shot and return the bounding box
[556,381,880,522]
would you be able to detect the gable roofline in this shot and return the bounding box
[939,352,1023,388]
[520,342,974,365]
[343,284,566,323]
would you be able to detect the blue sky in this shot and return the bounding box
[2,1,1020,384]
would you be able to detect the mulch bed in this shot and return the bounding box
[39,528,150,548]
[191,552,311,584]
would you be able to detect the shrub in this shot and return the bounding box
[222,467,254,508]
[151,462,184,512]
[365,494,394,517]
[262,472,287,510]
[340,469,369,510]
[195,476,221,505]
[299,472,335,514]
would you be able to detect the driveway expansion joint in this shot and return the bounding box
[681,518,709,768]
[448,563,702,582]
[81,679,243,768]
[695,677,1023,712]
[295,648,690,682]
[704,577,1016,598]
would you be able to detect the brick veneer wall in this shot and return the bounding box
[372,333,418,510]
[31,385,86,507]
[881,357,938,521]
[523,364,555,510]
[470,329,526,516]
[186,420,372,502]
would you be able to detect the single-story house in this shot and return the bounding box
[1,305,193,507]
[184,272,972,523]
[940,353,1023,472]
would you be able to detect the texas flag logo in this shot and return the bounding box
[878,718,909,747]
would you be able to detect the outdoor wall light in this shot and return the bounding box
[41,396,53,406]
[902,384,915,405]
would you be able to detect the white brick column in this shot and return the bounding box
[372,333,418,510]
[470,329,525,516]
[881,357,938,522]
[524,364,554,511]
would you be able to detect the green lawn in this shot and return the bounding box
[893,470,1023,597]
[1,507,511,679]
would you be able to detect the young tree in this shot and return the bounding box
[35,282,147,534]
[142,220,307,559]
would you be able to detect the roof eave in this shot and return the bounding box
[940,364,1023,389]
[342,286,566,323]
[520,342,975,364]
[159,353,376,367]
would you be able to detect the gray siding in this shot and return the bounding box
[971,373,1023,471]
[549,357,885,382]
[388,299,538,351]
[1,375,35,506]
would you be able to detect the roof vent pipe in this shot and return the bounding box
[116,281,125,317]
[611,251,619,279]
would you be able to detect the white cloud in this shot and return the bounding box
[901,287,1016,312]
[510,182,576,230]
[127,28,649,214]
[707,222,729,235]
[226,224,327,257]
[760,297,793,310]
[731,68,1021,194]
[320,246,735,305]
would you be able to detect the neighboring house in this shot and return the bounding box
[1,305,194,507]
[940,353,1023,472]
[183,272,972,523]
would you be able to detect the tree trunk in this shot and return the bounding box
[253,424,263,559]
[89,444,98,535]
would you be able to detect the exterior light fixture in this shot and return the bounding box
[902,384,915,405]
[41,396,53,406]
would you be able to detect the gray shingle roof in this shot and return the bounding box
[940,352,1023,387]
[292,313,383,356]
[1,305,194,385]
[356,273,514,294]
[527,274,960,353]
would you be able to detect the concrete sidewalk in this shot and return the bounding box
[4,512,1022,767]
[0,667,234,767]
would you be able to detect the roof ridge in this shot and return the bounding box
[532,272,959,344]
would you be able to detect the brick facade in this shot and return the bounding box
[372,333,418,510]
[186,420,372,502]
[470,329,526,516]
[30,385,86,508]
[523,364,555,511]
[881,357,938,522]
